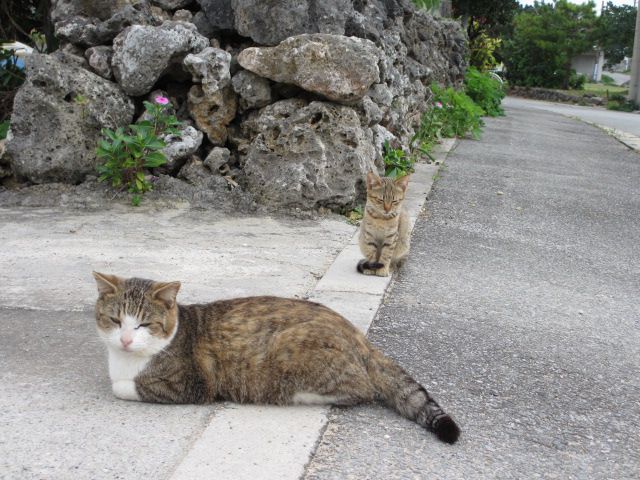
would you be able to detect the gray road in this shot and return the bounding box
[504,96,640,136]
[305,105,640,478]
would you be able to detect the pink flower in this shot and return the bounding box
[435,101,443,109]
[155,96,170,105]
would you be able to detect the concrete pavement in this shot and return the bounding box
[305,101,640,479]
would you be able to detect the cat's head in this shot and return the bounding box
[93,272,180,356]
[366,172,410,216]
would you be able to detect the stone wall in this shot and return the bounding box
[3,0,466,211]
[508,86,606,107]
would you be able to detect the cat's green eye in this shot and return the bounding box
[110,317,121,326]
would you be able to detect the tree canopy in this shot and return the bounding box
[502,0,598,89]
[596,1,637,68]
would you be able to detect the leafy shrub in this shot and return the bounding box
[430,85,485,139]
[97,96,182,205]
[383,140,414,179]
[607,93,638,112]
[409,85,485,164]
[568,70,586,90]
[464,67,505,117]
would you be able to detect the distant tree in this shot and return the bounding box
[502,1,598,89]
[451,0,518,70]
[452,0,519,39]
[596,2,637,68]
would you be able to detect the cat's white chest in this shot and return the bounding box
[107,348,150,401]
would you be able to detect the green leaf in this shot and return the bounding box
[145,138,166,150]
[143,151,167,168]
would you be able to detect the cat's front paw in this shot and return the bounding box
[112,380,141,401]
[374,267,390,277]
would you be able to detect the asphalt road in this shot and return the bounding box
[305,104,640,478]
[504,96,640,136]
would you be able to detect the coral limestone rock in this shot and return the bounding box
[183,47,232,97]
[237,34,381,104]
[242,100,379,210]
[112,21,209,96]
[187,85,238,145]
[233,0,352,45]
[6,54,134,184]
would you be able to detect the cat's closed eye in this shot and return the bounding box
[136,323,151,329]
[110,317,121,326]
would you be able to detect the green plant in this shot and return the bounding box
[412,0,441,10]
[383,140,414,179]
[568,70,586,90]
[29,28,47,53]
[607,93,638,112]
[431,85,485,139]
[464,67,505,117]
[0,119,9,139]
[345,205,364,225]
[97,96,182,205]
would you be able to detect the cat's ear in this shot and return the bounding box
[367,171,382,189]
[395,174,410,192]
[150,281,181,309]
[92,272,121,296]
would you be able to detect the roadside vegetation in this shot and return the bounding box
[382,68,506,181]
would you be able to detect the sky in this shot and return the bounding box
[518,0,637,14]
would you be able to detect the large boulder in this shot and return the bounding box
[194,0,353,44]
[54,3,157,47]
[194,0,235,32]
[233,0,353,45]
[5,54,134,184]
[242,99,380,210]
[237,34,381,104]
[111,21,209,96]
[51,0,135,23]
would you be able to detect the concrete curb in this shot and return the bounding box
[169,138,458,480]
[557,113,640,153]
[594,125,640,152]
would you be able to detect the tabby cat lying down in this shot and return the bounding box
[93,272,460,444]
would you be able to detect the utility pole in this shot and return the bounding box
[629,5,640,103]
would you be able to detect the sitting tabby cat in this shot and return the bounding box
[93,272,460,444]
[358,172,410,276]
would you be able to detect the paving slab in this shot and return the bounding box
[0,208,353,480]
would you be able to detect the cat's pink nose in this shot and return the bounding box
[121,337,133,348]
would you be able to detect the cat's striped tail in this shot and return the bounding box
[367,349,460,444]
[357,259,385,273]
